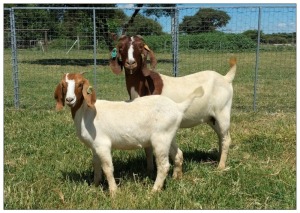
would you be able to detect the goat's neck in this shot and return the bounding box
[70,97,85,119]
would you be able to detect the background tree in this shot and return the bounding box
[179,8,230,34]
[126,14,164,36]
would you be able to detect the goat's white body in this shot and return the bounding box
[72,92,202,194]
[130,66,236,170]
[74,96,186,150]
[159,71,233,128]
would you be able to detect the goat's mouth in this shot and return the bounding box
[124,64,137,74]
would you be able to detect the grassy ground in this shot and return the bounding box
[3,48,296,209]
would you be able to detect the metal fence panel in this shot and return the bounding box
[3,5,296,112]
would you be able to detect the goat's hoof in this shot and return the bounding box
[172,171,183,180]
[109,188,117,198]
[217,165,230,171]
[217,163,226,170]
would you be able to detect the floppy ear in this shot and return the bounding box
[144,45,157,70]
[109,47,123,75]
[82,79,96,109]
[54,82,65,111]
[142,45,157,76]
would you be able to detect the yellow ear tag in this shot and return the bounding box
[87,86,93,94]
[144,44,151,52]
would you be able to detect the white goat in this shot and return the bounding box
[110,35,237,171]
[54,73,204,195]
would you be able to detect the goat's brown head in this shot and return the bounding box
[54,73,96,117]
[109,35,157,76]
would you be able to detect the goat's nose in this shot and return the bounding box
[126,59,136,65]
[66,97,74,103]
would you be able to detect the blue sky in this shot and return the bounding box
[117,3,296,34]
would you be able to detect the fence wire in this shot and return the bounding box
[3,5,296,112]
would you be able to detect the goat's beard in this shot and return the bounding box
[124,67,138,75]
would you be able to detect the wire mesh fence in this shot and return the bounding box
[3,5,296,112]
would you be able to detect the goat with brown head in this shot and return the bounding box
[54,73,96,118]
[109,35,163,99]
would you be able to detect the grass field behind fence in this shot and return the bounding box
[3,48,296,209]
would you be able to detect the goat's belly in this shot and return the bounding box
[111,132,150,150]
[111,135,150,150]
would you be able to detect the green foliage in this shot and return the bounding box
[179,8,231,34]
[126,14,164,36]
[143,32,256,52]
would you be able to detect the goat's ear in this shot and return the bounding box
[141,45,157,76]
[82,79,96,109]
[54,82,65,111]
[144,45,157,70]
[109,47,123,75]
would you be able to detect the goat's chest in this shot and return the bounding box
[74,112,96,148]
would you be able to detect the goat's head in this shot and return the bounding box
[54,73,96,114]
[109,35,157,76]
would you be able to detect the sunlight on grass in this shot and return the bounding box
[4,48,296,209]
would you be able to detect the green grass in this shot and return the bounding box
[3,48,296,209]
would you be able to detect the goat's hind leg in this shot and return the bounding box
[208,113,231,170]
[169,139,183,179]
[151,136,171,192]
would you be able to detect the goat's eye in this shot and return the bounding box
[78,83,83,88]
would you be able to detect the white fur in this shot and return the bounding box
[65,73,76,106]
[137,63,236,170]
[61,76,203,195]
[128,37,135,64]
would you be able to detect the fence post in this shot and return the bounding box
[171,7,179,77]
[10,8,20,109]
[253,7,262,112]
[93,8,97,94]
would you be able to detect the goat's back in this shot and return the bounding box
[159,71,234,128]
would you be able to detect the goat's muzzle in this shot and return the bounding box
[125,60,137,75]
[65,97,76,107]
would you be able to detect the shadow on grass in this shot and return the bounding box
[184,149,220,165]
[60,149,219,187]
[22,59,110,66]
[22,58,173,67]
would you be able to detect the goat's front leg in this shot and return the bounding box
[95,147,117,196]
[145,147,154,173]
[92,151,103,186]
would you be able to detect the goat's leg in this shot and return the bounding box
[144,147,154,172]
[169,140,183,179]
[208,113,231,170]
[151,137,171,192]
[95,147,118,195]
[92,151,103,186]
[218,131,231,170]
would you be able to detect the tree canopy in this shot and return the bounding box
[179,8,231,34]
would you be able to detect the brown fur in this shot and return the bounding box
[54,73,96,119]
[109,35,163,99]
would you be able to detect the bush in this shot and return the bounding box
[143,32,256,52]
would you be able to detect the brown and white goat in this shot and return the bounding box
[110,35,237,171]
[54,72,204,195]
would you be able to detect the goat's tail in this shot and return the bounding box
[177,87,204,113]
[225,57,237,83]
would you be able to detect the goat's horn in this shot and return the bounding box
[136,35,144,40]
[80,71,88,75]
